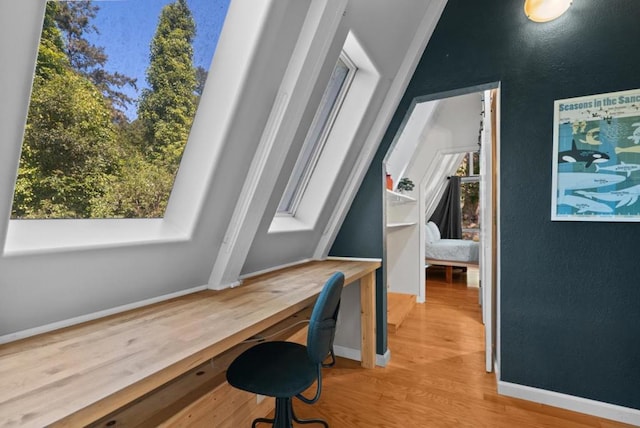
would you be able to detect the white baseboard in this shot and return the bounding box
[0,284,207,345]
[333,344,361,362]
[498,380,640,426]
[333,345,390,367]
[376,348,391,367]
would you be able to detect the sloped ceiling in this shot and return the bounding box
[0,0,445,339]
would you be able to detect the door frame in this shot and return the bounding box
[382,82,501,375]
[480,87,500,372]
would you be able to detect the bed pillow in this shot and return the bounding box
[427,221,441,241]
[425,225,435,244]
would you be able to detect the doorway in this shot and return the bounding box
[383,83,500,373]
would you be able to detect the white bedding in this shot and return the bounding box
[424,221,479,263]
[425,239,479,263]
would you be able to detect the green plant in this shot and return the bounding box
[397,177,414,192]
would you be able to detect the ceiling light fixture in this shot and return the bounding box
[524,0,572,22]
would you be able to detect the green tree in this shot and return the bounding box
[34,1,67,80]
[92,118,175,218]
[137,0,197,168]
[55,0,137,124]
[12,2,119,219]
[195,65,208,97]
[97,0,199,218]
[91,150,174,218]
[13,0,201,219]
[13,72,120,218]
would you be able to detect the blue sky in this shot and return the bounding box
[85,0,231,120]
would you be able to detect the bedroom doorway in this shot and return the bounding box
[383,83,500,373]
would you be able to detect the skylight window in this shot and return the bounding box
[277,54,356,215]
[11,0,230,219]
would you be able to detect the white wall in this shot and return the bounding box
[405,92,483,217]
[386,101,439,187]
[0,0,320,338]
[241,0,437,275]
[0,0,447,340]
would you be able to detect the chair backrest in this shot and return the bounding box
[306,271,344,365]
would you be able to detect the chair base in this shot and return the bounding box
[252,397,328,428]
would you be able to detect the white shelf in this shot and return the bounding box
[386,182,420,296]
[386,222,417,229]
[386,189,416,205]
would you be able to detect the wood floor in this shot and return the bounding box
[287,267,633,427]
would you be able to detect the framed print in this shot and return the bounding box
[552,88,640,221]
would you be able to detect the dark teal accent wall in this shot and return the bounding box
[331,0,640,409]
[331,153,387,355]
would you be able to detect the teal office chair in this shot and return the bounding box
[226,271,344,428]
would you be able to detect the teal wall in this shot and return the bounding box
[331,0,640,409]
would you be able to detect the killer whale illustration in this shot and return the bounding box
[558,140,609,168]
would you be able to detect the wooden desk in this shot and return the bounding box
[0,259,379,427]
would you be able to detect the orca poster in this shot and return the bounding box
[552,88,640,221]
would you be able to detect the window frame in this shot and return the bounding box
[276,53,356,216]
[10,0,229,222]
[458,151,481,240]
[1,0,280,256]
[267,31,380,235]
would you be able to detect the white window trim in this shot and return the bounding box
[205,0,349,288]
[269,32,381,233]
[276,53,357,216]
[0,0,277,256]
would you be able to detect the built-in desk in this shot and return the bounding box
[0,259,379,427]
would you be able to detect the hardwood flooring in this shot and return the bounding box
[287,268,633,427]
[387,292,416,333]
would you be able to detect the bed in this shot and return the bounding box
[425,221,479,283]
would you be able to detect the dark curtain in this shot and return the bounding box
[429,176,462,239]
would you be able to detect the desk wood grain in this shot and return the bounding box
[0,259,379,427]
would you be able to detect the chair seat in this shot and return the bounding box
[227,341,318,398]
